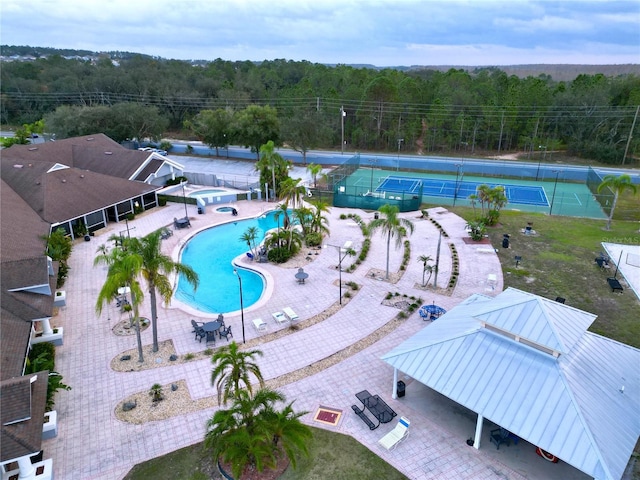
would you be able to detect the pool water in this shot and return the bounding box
[175,211,285,313]
[188,188,226,197]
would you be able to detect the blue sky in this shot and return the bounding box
[2,0,639,66]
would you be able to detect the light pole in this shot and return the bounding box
[324,241,354,305]
[453,164,462,207]
[536,145,547,181]
[549,170,561,216]
[396,138,403,171]
[340,106,346,155]
[233,269,246,344]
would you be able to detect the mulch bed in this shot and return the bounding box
[462,237,492,245]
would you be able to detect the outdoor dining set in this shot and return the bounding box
[191,314,233,345]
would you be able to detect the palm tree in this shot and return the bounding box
[263,400,312,465]
[210,342,264,405]
[205,388,311,479]
[418,254,433,287]
[368,204,415,279]
[597,174,638,230]
[240,226,260,259]
[124,230,199,352]
[279,177,307,209]
[306,163,323,188]
[94,245,146,362]
[257,140,289,201]
[309,199,331,236]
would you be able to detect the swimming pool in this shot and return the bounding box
[188,188,227,197]
[175,211,284,313]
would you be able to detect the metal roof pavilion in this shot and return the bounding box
[381,288,640,480]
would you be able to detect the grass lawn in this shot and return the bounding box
[124,426,408,480]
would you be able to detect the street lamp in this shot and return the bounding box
[233,269,246,344]
[453,164,462,207]
[341,106,346,155]
[549,170,561,216]
[536,145,547,181]
[396,138,403,171]
[324,241,354,305]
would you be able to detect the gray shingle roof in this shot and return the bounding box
[0,371,48,462]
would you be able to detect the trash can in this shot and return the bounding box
[374,212,379,219]
[197,206,205,215]
[397,380,406,398]
[502,234,510,249]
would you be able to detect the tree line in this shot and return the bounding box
[2,52,639,164]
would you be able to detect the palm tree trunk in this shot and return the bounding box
[606,193,618,230]
[150,286,159,352]
[385,231,391,279]
[133,304,144,363]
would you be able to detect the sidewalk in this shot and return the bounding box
[43,200,586,480]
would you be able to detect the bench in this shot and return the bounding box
[607,277,623,293]
[351,405,378,430]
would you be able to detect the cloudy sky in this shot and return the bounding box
[2,0,639,66]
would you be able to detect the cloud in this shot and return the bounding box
[1,0,638,65]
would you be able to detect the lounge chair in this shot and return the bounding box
[252,318,267,332]
[282,307,299,321]
[272,311,288,324]
[378,417,410,450]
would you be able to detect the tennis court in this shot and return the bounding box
[343,168,605,218]
[378,176,548,207]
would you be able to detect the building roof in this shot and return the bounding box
[1,157,159,224]
[382,288,640,480]
[0,371,48,462]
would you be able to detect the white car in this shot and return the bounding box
[138,147,168,156]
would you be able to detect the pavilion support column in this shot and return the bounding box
[392,368,398,399]
[473,413,483,449]
[16,455,36,479]
[39,318,53,335]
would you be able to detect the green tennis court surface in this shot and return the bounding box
[348,169,606,218]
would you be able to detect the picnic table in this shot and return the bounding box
[354,390,397,425]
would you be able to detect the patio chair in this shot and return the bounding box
[205,330,216,345]
[282,307,299,321]
[272,311,288,324]
[378,417,410,450]
[194,325,206,343]
[217,314,225,328]
[218,325,233,342]
[191,319,204,333]
[490,427,512,450]
[253,318,267,332]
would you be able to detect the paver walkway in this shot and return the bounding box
[43,199,587,480]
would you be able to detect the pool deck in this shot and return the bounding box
[44,199,591,480]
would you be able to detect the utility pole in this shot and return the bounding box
[622,105,639,166]
[341,106,346,155]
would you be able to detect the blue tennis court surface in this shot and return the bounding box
[378,176,549,207]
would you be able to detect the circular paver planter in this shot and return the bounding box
[112,317,150,336]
